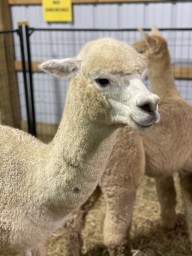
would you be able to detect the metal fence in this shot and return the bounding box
[1,24,192,141]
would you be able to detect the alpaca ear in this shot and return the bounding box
[138,28,149,39]
[137,27,161,55]
[151,25,161,36]
[138,28,154,49]
[39,58,81,78]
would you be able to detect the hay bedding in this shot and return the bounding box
[48,175,191,256]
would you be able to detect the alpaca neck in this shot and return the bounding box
[148,50,180,99]
[50,78,116,168]
[51,113,115,169]
[42,80,117,218]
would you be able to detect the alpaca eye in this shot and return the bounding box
[95,78,110,87]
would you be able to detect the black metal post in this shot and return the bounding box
[25,24,36,136]
[17,22,36,136]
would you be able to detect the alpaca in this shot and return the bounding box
[100,28,192,255]
[0,38,160,256]
[91,28,192,256]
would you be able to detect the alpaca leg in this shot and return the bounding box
[32,244,47,256]
[22,244,47,256]
[61,187,101,256]
[100,127,145,256]
[61,210,84,256]
[102,188,136,256]
[155,176,177,230]
[36,246,47,256]
[179,171,192,246]
[20,251,33,256]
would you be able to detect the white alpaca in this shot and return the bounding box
[0,38,159,255]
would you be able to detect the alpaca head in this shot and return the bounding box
[133,26,169,60]
[40,38,160,129]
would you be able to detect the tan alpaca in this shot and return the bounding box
[97,28,192,256]
[56,30,187,256]
[0,38,160,256]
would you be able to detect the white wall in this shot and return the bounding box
[11,2,192,29]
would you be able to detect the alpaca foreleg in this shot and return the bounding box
[60,187,101,256]
[179,171,192,247]
[23,243,47,256]
[100,127,144,256]
[155,176,177,230]
[60,210,84,256]
[102,187,136,256]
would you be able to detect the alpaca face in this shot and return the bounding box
[85,71,160,128]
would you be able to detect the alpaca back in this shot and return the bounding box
[138,29,192,172]
[147,35,180,100]
[142,99,192,176]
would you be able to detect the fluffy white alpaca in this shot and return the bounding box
[0,38,159,255]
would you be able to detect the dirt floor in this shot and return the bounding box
[47,175,192,256]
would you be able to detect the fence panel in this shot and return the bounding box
[26,27,192,141]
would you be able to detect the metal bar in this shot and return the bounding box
[25,25,36,136]
[30,27,192,32]
[18,23,36,136]
[18,24,31,134]
[8,0,192,5]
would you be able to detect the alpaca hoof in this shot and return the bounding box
[163,221,177,230]
[163,218,177,230]
[161,211,177,230]
[86,245,106,256]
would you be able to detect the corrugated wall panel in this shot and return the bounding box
[92,5,119,28]
[144,3,174,27]
[176,2,192,27]
[119,4,145,28]
[74,5,95,28]
[11,2,192,29]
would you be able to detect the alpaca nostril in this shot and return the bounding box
[137,95,159,113]
[137,98,154,113]
[139,103,151,113]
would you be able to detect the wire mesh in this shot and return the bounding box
[27,28,192,141]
